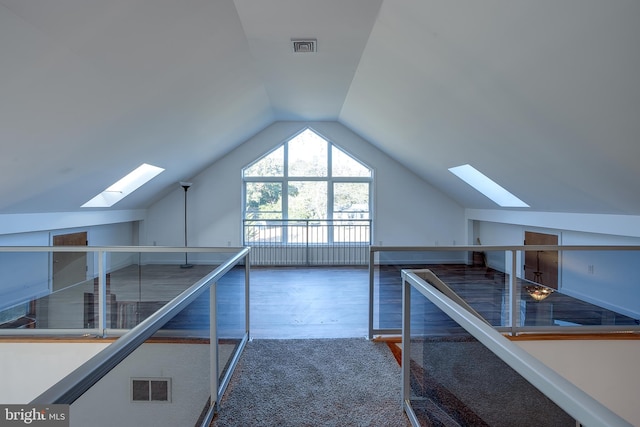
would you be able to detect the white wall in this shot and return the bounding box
[143,121,466,253]
[0,210,145,236]
[468,210,640,239]
[560,232,640,319]
[516,339,640,426]
[0,341,210,427]
[0,342,110,403]
[71,343,210,427]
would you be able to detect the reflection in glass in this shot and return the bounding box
[408,286,575,426]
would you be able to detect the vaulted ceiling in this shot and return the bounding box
[1,0,639,215]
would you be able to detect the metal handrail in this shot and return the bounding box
[401,269,632,427]
[30,247,249,405]
[415,269,491,326]
[0,245,247,253]
[370,244,640,252]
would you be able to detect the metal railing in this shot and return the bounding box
[244,219,371,265]
[0,246,250,426]
[401,268,632,427]
[369,245,640,338]
[0,246,247,336]
[32,247,249,404]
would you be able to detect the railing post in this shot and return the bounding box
[306,220,310,266]
[510,249,519,336]
[368,247,375,340]
[245,253,251,340]
[401,272,411,405]
[98,250,107,336]
[210,281,219,411]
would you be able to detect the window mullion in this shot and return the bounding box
[282,141,289,244]
[242,129,373,251]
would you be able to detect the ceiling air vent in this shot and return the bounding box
[292,39,316,53]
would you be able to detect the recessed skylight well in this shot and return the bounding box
[449,164,529,208]
[82,163,164,208]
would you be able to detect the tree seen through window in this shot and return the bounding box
[243,128,372,244]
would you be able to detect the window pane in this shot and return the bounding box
[288,181,327,219]
[332,146,371,177]
[333,183,369,219]
[288,129,328,177]
[244,146,284,177]
[245,182,282,219]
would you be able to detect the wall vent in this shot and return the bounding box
[292,39,317,53]
[131,377,171,402]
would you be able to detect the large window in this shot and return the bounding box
[243,128,372,245]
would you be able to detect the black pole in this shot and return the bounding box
[180,182,193,268]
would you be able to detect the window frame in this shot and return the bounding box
[242,128,373,244]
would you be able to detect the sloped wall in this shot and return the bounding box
[143,121,466,252]
[0,342,210,427]
[71,343,209,427]
[0,342,109,403]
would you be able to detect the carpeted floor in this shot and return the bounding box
[211,338,410,427]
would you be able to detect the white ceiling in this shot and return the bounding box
[0,0,639,215]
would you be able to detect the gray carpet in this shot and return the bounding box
[212,338,410,427]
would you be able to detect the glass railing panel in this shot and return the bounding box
[215,265,247,385]
[371,255,404,332]
[105,252,223,331]
[0,249,240,333]
[371,249,503,333]
[53,249,250,426]
[159,287,211,338]
[426,251,511,328]
[0,250,97,331]
[371,245,640,338]
[406,284,576,426]
[519,249,640,329]
[70,297,212,427]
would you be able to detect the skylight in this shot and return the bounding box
[448,164,529,208]
[82,163,164,208]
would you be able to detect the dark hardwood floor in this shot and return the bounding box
[2,264,637,337]
[168,264,638,338]
[249,266,369,338]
